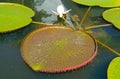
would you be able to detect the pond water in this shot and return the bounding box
[0,0,120,79]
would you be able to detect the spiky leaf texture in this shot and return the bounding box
[21,26,97,73]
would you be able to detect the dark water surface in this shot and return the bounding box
[0,0,120,79]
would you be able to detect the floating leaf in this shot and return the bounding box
[103,8,120,30]
[72,0,120,7]
[108,57,120,79]
[21,26,97,73]
[0,3,35,32]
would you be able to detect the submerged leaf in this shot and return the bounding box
[0,3,35,32]
[103,8,120,30]
[72,0,120,7]
[108,57,120,79]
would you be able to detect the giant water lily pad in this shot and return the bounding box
[103,8,120,30]
[0,3,34,32]
[72,0,120,7]
[21,26,97,73]
[108,57,120,79]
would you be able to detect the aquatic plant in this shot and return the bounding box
[21,26,97,72]
[52,5,71,18]
[21,4,97,72]
[72,0,120,78]
[108,57,120,79]
[103,8,120,29]
[0,1,120,75]
[0,3,34,32]
[72,0,120,31]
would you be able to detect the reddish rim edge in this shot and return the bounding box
[21,26,98,73]
[36,45,97,73]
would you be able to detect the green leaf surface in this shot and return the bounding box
[72,0,120,7]
[103,8,120,29]
[108,57,120,79]
[0,3,35,32]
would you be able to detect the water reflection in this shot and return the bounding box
[33,9,52,22]
[0,0,120,79]
[61,0,107,27]
[0,0,57,48]
[33,0,65,23]
[34,0,45,7]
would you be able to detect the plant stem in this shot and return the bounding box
[74,21,83,30]
[32,21,61,26]
[62,17,71,25]
[85,24,112,30]
[32,21,45,25]
[22,0,24,4]
[96,39,120,56]
[80,6,92,26]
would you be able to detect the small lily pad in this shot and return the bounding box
[103,8,120,30]
[72,0,120,7]
[108,57,120,79]
[21,26,97,73]
[0,3,35,32]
